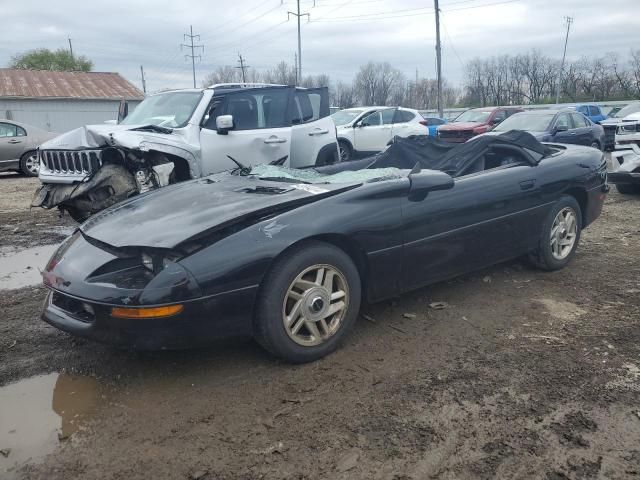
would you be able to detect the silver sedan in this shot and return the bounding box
[0,120,57,176]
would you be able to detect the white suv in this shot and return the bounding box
[332,106,429,161]
[34,83,338,221]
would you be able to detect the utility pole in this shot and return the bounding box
[68,37,74,60]
[294,52,298,85]
[140,65,147,94]
[434,0,443,118]
[288,0,313,83]
[181,25,204,88]
[235,53,250,83]
[555,16,573,105]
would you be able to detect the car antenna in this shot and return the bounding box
[227,155,251,175]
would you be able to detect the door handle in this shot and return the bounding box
[519,179,536,190]
[308,129,329,136]
[570,132,576,135]
[264,136,287,144]
[8,139,21,144]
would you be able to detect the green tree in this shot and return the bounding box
[9,48,93,72]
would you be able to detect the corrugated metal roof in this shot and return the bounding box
[0,69,144,101]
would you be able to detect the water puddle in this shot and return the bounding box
[0,244,58,290]
[0,373,104,478]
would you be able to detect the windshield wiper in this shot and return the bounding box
[227,155,251,176]
[129,124,174,134]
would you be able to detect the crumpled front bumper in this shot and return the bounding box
[609,145,640,185]
[32,163,137,211]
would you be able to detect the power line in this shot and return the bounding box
[181,25,204,88]
[440,14,465,70]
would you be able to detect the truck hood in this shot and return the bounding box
[438,122,484,131]
[40,123,191,151]
[80,173,357,249]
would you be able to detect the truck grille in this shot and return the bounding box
[40,150,103,176]
[438,130,475,143]
[602,125,616,151]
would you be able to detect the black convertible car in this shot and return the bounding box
[41,132,608,363]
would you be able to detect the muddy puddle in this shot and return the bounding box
[0,373,104,478]
[0,244,58,290]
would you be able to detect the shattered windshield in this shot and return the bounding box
[331,109,366,126]
[454,110,492,123]
[121,91,202,128]
[249,164,405,184]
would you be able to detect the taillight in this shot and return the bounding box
[419,120,429,127]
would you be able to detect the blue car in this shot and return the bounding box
[418,113,447,136]
[569,104,608,124]
[487,109,606,150]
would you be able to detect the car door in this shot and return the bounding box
[577,105,590,121]
[0,122,25,161]
[550,113,576,145]
[401,157,543,290]
[199,87,292,175]
[353,108,395,152]
[569,113,592,146]
[589,106,604,123]
[289,87,337,168]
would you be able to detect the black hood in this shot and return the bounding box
[80,174,356,249]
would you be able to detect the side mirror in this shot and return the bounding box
[216,115,234,135]
[492,117,503,125]
[553,125,569,134]
[408,170,454,202]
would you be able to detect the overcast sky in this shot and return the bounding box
[1,0,637,93]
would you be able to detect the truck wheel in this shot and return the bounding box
[528,195,582,271]
[254,241,361,363]
[64,206,91,223]
[19,151,39,176]
[615,184,640,195]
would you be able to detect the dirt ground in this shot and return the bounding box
[0,171,639,480]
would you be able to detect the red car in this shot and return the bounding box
[438,106,524,143]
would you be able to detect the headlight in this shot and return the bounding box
[141,251,181,274]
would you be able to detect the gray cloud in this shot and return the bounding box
[2,0,637,93]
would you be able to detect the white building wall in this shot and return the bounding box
[0,98,142,134]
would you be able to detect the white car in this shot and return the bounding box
[331,107,429,161]
[34,83,339,221]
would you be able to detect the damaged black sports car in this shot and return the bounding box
[41,132,608,363]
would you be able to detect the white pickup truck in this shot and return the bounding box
[33,83,339,221]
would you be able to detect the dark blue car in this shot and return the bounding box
[489,109,606,150]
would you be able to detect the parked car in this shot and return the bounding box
[41,132,607,363]
[32,83,338,221]
[332,106,428,161]
[417,112,447,136]
[568,104,608,124]
[437,106,523,143]
[609,144,640,194]
[0,120,56,176]
[485,109,605,150]
[600,102,640,150]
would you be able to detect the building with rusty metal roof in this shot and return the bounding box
[0,69,144,133]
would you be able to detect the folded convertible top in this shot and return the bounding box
[368,130,549,177]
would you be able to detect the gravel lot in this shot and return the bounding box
[1,171,639,480]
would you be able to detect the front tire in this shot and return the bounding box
[615,183,640,195]
[254,241,361,363]
[19,151,39,176]
[528,195,582,271]
[338,140,352,162]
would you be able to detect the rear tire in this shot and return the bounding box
[254,241,361,363]
[615,184,640,195]
[19,151,39,176]
[528,195,582,271]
